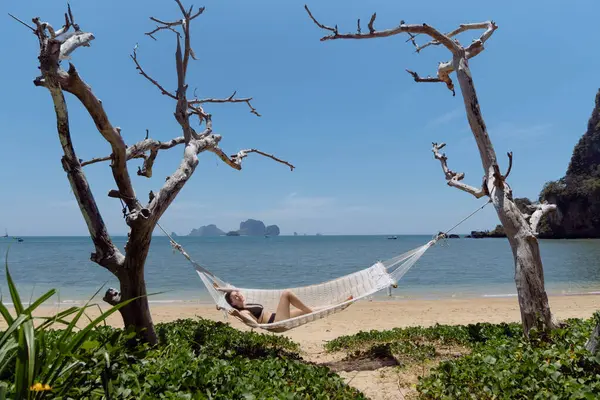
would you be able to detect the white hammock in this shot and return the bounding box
[172,237,439,333]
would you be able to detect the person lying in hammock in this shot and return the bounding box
[215,286,352,325]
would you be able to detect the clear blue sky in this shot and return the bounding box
[1,0,598,236]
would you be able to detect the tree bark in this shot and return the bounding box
[454,54,554,333]
[119,237,156,344]
[586,322,600,354]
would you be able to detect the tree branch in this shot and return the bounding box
[131,45,177,99]
[415,22,497,53]
[189,91,261,116]
[35,65,140,217]
[33,21,124,274]
[81,135,186,178]
[528,201,557,236]
[406,69,455,96]
[209,146,295,171]
[504,151,513,180]
[304,5,460,52]
[137,3,290,233]
[305,7,496,96]
[145,6,205,40]
[432,142,486,198]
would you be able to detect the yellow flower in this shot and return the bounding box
[29,382,51,391]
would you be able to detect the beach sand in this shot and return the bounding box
[5,294,599,399]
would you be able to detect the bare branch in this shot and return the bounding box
[415,22,497,53]
[305,5,459,53]
[8,13,36,32]
[529,201,557,236]
[504,151,513,179]
[304,5,338,35]
[34,27,123,273]
[432,142,486,198]
[210,146,295,171]
[146,6,205,39]
[81,136,185,168]
[37,64,139,213]
[131,45,177,99]
[406,69,455,96]
[57,31,95,60]
[189,91,261,116]
[103,288,121,306]
[367,13,376,34]
[138,149,158,177]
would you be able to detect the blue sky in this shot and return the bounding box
[0,0,598,236]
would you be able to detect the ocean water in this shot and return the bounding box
[1,235,600,305]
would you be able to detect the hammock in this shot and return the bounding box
[171,237,440,333]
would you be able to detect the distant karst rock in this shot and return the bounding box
[238,219,280,236]
[188,224,225,237]
[467,225,506,239]
[536,88,600,239]
[265,225,280,236]
[170,232,178,237]
[479,90,600,239]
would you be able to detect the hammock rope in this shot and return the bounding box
[150,199,491,333]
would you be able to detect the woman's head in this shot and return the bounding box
[224,290,245,309]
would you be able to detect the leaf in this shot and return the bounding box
[5,258,23,314]
[81,340,100,351]
[483,355,497,365]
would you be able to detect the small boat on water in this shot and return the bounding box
[2,229,8,238]
[387,236,398,240]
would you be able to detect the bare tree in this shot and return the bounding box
[20,2,293,344]
[305,6,556,335]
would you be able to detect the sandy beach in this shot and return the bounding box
[5,294,599,399]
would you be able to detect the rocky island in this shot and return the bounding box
[187,219,281,237]
[188,224,224,237]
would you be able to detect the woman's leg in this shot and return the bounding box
[274,290,312,321]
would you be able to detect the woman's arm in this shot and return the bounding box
[229,309,258,324]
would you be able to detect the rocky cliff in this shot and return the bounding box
[537,89,600,238]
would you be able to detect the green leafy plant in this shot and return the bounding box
[0,254,136,399]
[417,318,600,399]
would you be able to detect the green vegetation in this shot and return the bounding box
[1,261,364,399]
[325,319,600,399]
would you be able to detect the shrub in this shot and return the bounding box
[417,318,600,399]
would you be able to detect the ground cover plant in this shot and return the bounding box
[325,319,600,399]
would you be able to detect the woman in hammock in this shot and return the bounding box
[216,286,352,325]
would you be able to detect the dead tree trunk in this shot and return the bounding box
[586,312,600,354]
[20,2,293,344]
[306,8,557,335]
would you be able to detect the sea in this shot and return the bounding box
[1,235,600,306]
